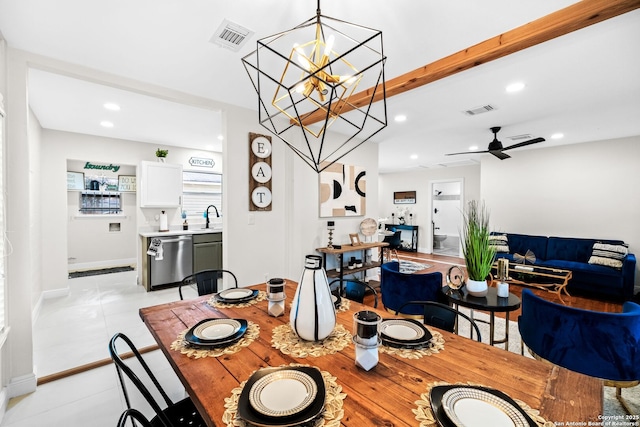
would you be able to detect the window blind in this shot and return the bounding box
[182,171,222,220]
[0,104,6,332]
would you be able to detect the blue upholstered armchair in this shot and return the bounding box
[519,289,640,413]
[380,261,444,315]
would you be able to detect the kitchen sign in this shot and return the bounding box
[189,157,215,168]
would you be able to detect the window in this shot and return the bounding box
[182,171,222,220]
[0,102,6,333]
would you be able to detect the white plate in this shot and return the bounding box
[249,370,318,417]
[218,288,254,300]
[380,319,425,341]
[193,319,241,340]
[442,387,529,427]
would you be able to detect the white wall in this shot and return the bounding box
[378,165,481,252]
[481,136,640,290]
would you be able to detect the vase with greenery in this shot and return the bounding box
[155,148,168,162]
[460,200,496,296]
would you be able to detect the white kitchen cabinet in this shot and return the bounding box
[139,161,183,207]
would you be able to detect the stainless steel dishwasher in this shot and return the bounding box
[149,235,193,289]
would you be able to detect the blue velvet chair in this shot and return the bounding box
[380,261,444,316]
[518,289,640,413]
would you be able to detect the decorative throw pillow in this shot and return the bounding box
[588,242,628,269]
[489,234,510,253]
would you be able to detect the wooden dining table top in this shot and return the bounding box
[139,280,602,427]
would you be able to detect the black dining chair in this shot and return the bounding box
[108,333,206,427]
[117,408,153,427]
[394,300,482,342]
[179,269,238,300]
[329,278,379,308]
[382,230,403,261]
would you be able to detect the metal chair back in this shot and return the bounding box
[179,269,238,300]
[395,300,482,342]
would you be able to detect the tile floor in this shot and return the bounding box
[1,270,198,427]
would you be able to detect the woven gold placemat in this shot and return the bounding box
[336,298,351,312]
[379,329,445,359]
[413,381,553,427]
[170,321,260,359]
[207,290,267,309]
[272,323,351,358]
[222,364,346,427]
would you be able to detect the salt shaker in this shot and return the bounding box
[267,278,286,317]
[353,310,381,371]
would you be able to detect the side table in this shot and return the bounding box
[443,286,521,348]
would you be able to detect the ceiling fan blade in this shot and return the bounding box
[445,150,490,156]
[490,150,511,160]
[502,137,545,151]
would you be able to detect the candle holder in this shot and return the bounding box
[496,259,510,298]
[352,310,381,371]
[327,221,335,249]
[267,278,286,317]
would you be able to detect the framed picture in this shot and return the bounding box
[349,233,362,246]
[118,175,137,192]
[319,162,366,217]
[394,191,416,204]
[67,171,85,190]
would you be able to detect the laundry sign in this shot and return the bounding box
[189,157,215,168]
[84,162,120,173]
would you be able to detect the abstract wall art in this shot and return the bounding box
[319,162,366,217]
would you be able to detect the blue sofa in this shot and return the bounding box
[492,233,636,300]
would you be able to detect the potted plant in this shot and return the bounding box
[460,200,496,296]
[155,148,169,162]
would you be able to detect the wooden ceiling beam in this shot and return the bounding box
[300,0,640,125]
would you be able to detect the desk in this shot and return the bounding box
[140,281,601,427]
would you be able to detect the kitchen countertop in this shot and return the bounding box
[139,228,222,238]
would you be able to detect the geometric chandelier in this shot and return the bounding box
[242,1,387,173]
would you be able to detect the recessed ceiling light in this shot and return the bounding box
[506,82,525,93]
[551,133,564,139]
[469,145,479,151]
[217,135,224,141]
[103,102,120,111]
[394,114,407,122]
[410,154,418,160]
[100,121,114,128]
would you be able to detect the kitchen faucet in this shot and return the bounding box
[205,205,219,228]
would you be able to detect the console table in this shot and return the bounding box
[384,224,419,252]
[316,241,388,292]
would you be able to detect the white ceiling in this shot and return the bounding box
[1,1,639,172]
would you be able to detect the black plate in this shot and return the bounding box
[380,318,433,346]
[381,335,432,349]
[429,385,537,427]
[214,289,259,304]
[184,318,248,346]
[237,366,326,427]
[331,291,342,309]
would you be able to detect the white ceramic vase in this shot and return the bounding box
[290,255,336,341]
[466,278,488,297]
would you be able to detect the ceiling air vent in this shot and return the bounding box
[507,134,533,141]
[463,104,497,116]
[210,19,254,52]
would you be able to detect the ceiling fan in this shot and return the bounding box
[446,126,545,160]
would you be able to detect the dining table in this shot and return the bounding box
[139,280,603,427]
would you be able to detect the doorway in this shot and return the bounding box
[430,179,463,257]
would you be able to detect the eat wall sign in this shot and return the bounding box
[249,132,272,211]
